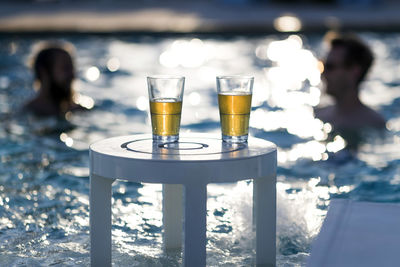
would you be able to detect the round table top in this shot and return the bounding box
[90,133,276,184]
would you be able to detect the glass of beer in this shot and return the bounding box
[147,75,185,143]
[217,75,254,143]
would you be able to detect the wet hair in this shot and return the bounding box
[31,41,76,107]
[33,43,74,81]
[329,33,374,85]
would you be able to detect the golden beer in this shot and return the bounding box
[150,98,182,136]
[218,93,252,137]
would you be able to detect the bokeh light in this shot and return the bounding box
[107,57,120,72]
[136,96,148,111]
[274,14,302,32]
[159,38,212,68]
[86,66,100,81]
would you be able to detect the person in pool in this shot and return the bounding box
[24,41,90,118]
[315,32,386,130]
[315,33,386,150]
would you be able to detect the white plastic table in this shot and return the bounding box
[89,133,277,267]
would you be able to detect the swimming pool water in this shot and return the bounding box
[1,32,400,266]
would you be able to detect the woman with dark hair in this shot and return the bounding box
[24,41,89,118]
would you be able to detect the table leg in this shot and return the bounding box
[183,183,207,267]
[163,184,183,251]
[90,173,115,267]
[254,174,276,267]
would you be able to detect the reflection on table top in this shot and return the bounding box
[90,133,277,183]
[90,133,276,162]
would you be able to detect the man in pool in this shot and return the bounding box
[24,41,90,118]
[315,33,386,131]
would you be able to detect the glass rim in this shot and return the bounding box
[147,75,185,80]
[216,75,254,80]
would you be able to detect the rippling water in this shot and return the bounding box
[1,32,400,266]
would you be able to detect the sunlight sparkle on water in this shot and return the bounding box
[74,93,94,109]
[387,118,400,131]
[251,107,325,140]
[160,38,211,68]
[107,57,120,72]
[280,140,326,162]
[137,184,162,207]
[189,92,201,106]
[309,87,321,106]
[86,66,100,82]
[60,132,74,147]
[266,36,321,91]
[286,110,324,138]
[250,35,325,145]
[267,36,302,62]
[136,96,148,111]
[255,44,270,60]
[60,132,68,142]
[326,135,346,153]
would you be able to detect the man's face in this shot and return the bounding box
[322,46,354,99]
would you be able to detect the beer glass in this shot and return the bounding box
[217,75,254,143]
[147,75,185,143]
